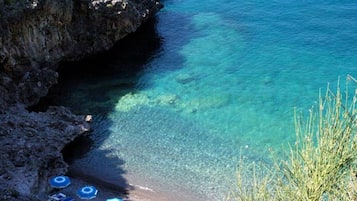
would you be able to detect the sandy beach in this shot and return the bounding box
[53,176,168,201]
[46,167,183,201]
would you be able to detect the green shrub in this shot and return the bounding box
[227,156,276,201]
[229,76,357,201]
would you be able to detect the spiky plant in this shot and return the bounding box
[277,78,357,200]
[227,156,274,201]
[230,76,357,201]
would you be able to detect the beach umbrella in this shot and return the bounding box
[106,198,123,201]
[77,186,98,199]
[49,176,71,188]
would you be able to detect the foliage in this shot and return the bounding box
[229,76,357,201]
[227,157,276,201]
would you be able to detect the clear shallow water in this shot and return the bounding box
[55,1,357,200]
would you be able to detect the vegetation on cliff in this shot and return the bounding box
[229,76,357,201]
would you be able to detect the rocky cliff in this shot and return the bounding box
[0,0,162,200]
[0,0,162,109]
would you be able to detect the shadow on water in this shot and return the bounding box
[46,16,164,114]
[54,17,164,197]
[41,12,194,199]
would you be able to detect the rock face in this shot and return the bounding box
[0,0,162,200]
[0,106,90,200]
[0,0,162,109]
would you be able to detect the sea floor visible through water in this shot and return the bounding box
[52,1,357,200]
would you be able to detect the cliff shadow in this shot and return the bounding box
[41,12,193,199]
[54,17,163,198]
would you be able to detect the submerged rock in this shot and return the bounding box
[0,0,162,199]
[175,73,198,84]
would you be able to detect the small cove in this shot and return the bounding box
[50,1,357,200]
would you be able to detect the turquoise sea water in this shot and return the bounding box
[55,1,357,200]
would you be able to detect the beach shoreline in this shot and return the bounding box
[49,167,181,201]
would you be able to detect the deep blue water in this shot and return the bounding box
[56,1,357,200]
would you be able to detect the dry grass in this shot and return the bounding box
[229,76,357,201]
[227,157,274,201]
